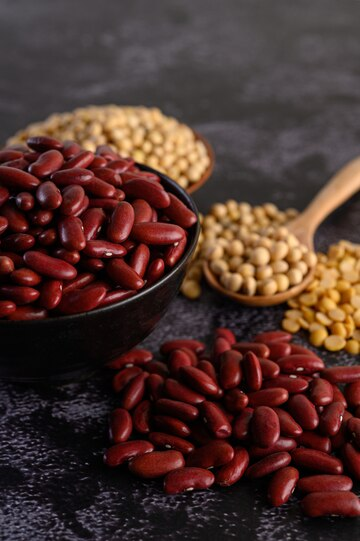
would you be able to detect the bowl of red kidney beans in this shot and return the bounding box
[0,136,200,382]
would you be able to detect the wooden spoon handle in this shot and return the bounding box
[291,157,360,242]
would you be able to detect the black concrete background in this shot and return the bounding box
[0,1,360,539]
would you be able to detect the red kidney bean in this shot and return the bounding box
[186,441,234,468]
[301,491,360,517]
[88,198,119,211]
[29,209,54,227]
[38,279,63,309]
[8,306,48,320]
[0,217,8,238]
[273,408,303,437]
[168,349,193,377]
[331,411,352,450]
[123,179,171,208]
[2,158,28,170]
[153,415,190,438]
[147,374,165,401]
[1,202,29,233]
[0,285,39,305]
[62,140,82,159]
[129,450,185,479]
[345,381,360,408]
[132,400,151,434]
[161,340,205,355]
[36,181,62,210]
[180,347,198,366]
[251,406,280,448]
[120,372,147,410]
[249,437,297,458]
[219,350,242,390]
[38,228,57,246]
[106,202,134,243]
[0,166,40,190]
[29,149,64,177]
[163,194,197,228]
[81,257,104,272]
[2,233,35,253]
[268,466,299,507]
[109,408,133,443]
[112,366,143,393]
[296,431,331,454]
[89,156,107,169]
[248,388,289,408]
[263,375,309,394]
[107,158,132,174]
[214,447,249,487]
[319,401,345,437]
[150,433,194,455]
[214,327,236,345]
[51,167,94,187]
[0,149,24,163]
[342,442,360,480]
[27,135,63,152]
[0,300,16,317]
[264,342,292,360]
[24,251,77,280]
[242,351,262,391]
[232,408,254,440]
[258,358,280,379]
[276,354,324,375]
[308,377,334,406]
[59,185,85,216]
[1,251,23,268]
[81,208,106,241]
[58,285,106,315]
[92,167,122,186]
[347,417,360,448]
[199,401,232,439]
[224,389,249,413]
[146,360,169,377]
[62,150,94,170]
[232,342,270,358]
[83,240,127,259]
[98,288,137,307]
[129,244,150,277]
[246,452,291,479]
[164,467,214,494]
[15,192,35,212]
[86,176,116,198]
[287,395,319,430]
[212,336,231,364]
[253,330,292,343]
[146,258,165,285]
[107,349,153,370]
[0,186,10,207]
[156,398,198,423]
[107,259,144,290]
[10,268,41,287]
[131,222,185,245]
[58,216,86,251]
[180,366,219,396]
[322,366,360,384]
[0,255,14,275]
[298,474,353,493]
[104,440,154,467]
[132,199,153,224]
[332,384,348,408]
[291,448,343,474]
[163,235,188,268]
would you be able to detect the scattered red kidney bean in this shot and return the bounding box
[103,328,360,517]
[0,139,197,318]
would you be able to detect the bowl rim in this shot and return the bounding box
[0,164,200,326]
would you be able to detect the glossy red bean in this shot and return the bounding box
[36,181,62,210]
[129,450,185,479]
[242,351,262,391]
[98,288,136,307]
[27,135,63,152]
[0,256,14,275]
[38,228,57,246]
[145,360,169,377]
[0,285,39,305]
[0,300,16,317]
[29,149,64,177]
[132,400,151,434]
[180,366,219,396]
[212,336,231,363]
[332,384,348,408]
[8,306,48,320]
[301,491,360,517]
[287,395,319,430]
[273,408,303,437]
[131,222,185,245]
[219,350,242,389]
[267,466,299,506]
[344,381,360,408]
[58,216,86,251]
[319,401,345,437]
[331,411,352,450]
[291,448,343,474]
[147,374,165,401]
[81,208,106,241]
[104,440,154,467]
[63,150,94,170]
[149,433,194,455]
[123,178,171,208]
[164,467,214,494]
[2,233,35,252]
[214,447,249,486]
[163,194,197,228]
[161,340,205,355]
[253,330,292,343]
[322,366,360,384]
[233,342,270,358]
[0,216,8,236]
[92,167,121,186]
[10,268,41,287]
[163,235,188,267]
[224,389,249,413]
[51,167,94,187]
[246,452,291,479]
[342,442,360,480]
[214,327,236,345]
[120,372,147,410]
[168,349,192,376]
[129,244,150,277]
[153,415,190,438]
[200,401,232,438]
[296,431,331,453]
[258,358,280,379]
[232,408,254,440]
[109,408,133,443]
[108,349,153,370]
[297,474,353,493]
[0,166,40,190]
[0,186,10,207]
[247,388,289,408]
[24,251,77,280]
[186,441,234,468]
[347,417,360,448]
[308,377,334,406]
[251,406,279,448]
[249,437,297,458]
[38,279,63,309]
[112,366,143,393]
[0,149,24,163]
[107,259,144,290]
[146,258,165,285]
[1,202,29,233]
[15,192,35,211]
[106,201,134,243]
[276,354,324,375]
[264,342,292,360]
[132,199,153,224]
[1,251,23,268]
[59,185,86,216]
[62,140,81,159]
[156,398,199,422]
[263,375,309,393]
[83,240,127,259]
[58,285,106,315]
[107,158,132,173]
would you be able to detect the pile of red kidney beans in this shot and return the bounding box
[104,329,360,518]
[0,136,197,319]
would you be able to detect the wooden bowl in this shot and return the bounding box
[187,132,215,194]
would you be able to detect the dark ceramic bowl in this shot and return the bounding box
[0,165,200,383]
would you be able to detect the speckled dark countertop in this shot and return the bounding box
[0,1,360,539]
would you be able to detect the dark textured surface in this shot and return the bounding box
[0,1,360,539]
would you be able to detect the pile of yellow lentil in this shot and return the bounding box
[282,240,360,354]
[7,105,211,190]
[181,200,317,299]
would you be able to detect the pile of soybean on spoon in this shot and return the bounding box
[104,329,360,518]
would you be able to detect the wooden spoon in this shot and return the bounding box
[204,156,360,306]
